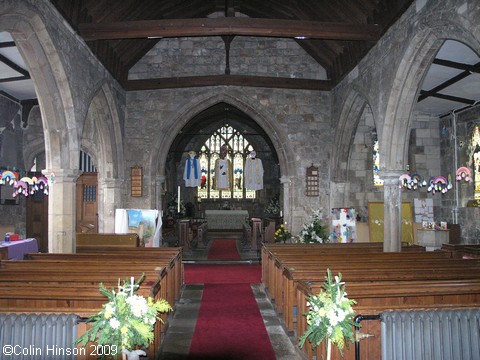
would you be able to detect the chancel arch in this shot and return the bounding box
[165,102,279,216]
[149,91,297,229]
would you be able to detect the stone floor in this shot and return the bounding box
[158,233,304,360]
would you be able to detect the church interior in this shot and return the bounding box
[0,1,480,359]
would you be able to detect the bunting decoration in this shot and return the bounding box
[0,169,49,197]
[399,172,426,190]
[456,166,471,182]
[427,175,452,194]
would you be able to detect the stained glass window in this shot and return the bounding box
[472,125,480,200]
[197,124,256,199]
[373,132,384,186]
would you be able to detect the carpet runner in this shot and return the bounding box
[185,262,276,359]
[207,238,241,260]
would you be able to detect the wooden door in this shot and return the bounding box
[26,191,48,252]
[76,172,98,234]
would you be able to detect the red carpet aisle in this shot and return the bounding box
[207,238,241,260]
[184,262,276,360]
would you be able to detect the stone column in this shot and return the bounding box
[156,175,166,215]
[280,175,292,229]
[381,170,403,252]
[43,168,80,253]
[98,177,124,233]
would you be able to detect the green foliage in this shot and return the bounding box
[76,274,172,358]
[299,269,360,355]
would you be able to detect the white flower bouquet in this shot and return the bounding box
[299,209,329,243]
[299,269,360,359]
[76,274,172,359]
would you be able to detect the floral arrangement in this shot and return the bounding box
[274,224,292,243]
[264,195,281,216]
[299,269,360,359]
[167,193,185,216]
[299,209,329,243]
[76,275,172,359]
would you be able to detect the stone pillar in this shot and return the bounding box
[280,175,292,229]
[43,168,80,253]
[98,177,124,233]
[156,175,166,215]
[381,170,403,252]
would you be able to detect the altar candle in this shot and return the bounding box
[177,186,181,213]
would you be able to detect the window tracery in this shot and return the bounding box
[197,124,256,199]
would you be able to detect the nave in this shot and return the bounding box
[159,233,301,360]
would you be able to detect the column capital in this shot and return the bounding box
[380,169,404,186]
[42,168,81,183]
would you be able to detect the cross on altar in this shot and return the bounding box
[331,208,356,243]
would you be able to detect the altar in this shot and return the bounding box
[0,238,39,260]
[205,210,249,230]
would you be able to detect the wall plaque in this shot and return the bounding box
[306,165,319,197]
[130,165,143,197]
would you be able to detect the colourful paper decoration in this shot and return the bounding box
[456,166,471,182]
[0,170,49,197]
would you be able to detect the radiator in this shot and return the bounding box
[382,309,480,360]
[0,313,79,359]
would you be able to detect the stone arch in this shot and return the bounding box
[0,5,80,252]
[0,11,79,170]
[23,106,46,170]
[148,89,297,226]
[382,19,480,172]
[150,90,296,188]
[82,83,125,232]
[331,90,369,182]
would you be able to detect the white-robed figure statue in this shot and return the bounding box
[183,150,202,187]
[244,150,264,190]
[214,144,233,190]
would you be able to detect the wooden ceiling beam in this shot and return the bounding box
[78,18,380,41]
[125,74,333,91]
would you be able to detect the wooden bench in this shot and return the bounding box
[261,243,480,360]
[296,279,480,360]
[76,233,141,248]
[441,243,480,258]
[0,247,183,359]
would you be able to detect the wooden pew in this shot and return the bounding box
[0,247,182,359]
[76,233,141,248]
[261,242,429,293]
[261,243,480,360]
[276,256,480,328]
[441,243,480,258]
[296,279,480,360]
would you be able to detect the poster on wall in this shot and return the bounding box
[413,198,434,223]
[115,209,161,247]
[331,208,356,243]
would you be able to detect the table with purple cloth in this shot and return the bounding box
[0,238,38,260]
